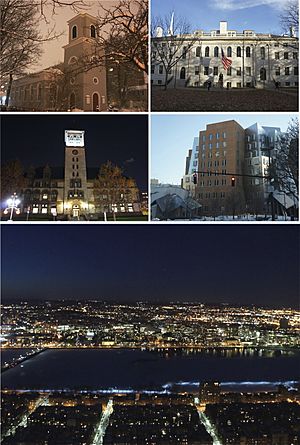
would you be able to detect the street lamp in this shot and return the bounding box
[4,193,21,221]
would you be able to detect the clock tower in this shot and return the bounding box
[64,130,89,218]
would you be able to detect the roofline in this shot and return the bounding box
[67,12,97,24]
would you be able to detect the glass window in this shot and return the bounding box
[237,46,241,57]
[246,46,251,57]
[205,46,209,57]
[227,47,232,57]
[214,47,219,57]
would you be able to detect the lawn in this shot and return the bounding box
[151,87,298,111]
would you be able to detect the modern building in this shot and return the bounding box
[16,130,141,219]
[188,120,246,216]
[9,13,146,111]
[151,183,201,219]
[152,21,299,89]
[182,120,298,217]
[182,137,199,196]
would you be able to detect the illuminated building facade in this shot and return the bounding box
[20,130,141,219]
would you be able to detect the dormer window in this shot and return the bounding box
[91,24,96,38]
[72,25,77,39]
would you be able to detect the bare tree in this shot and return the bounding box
[0,0,44,105]
[0,0,89,106]
[280,0,299,34]
[94,161,139,214]
[95,0,148,74]
[151,12,194,90]
[269,117,299,201]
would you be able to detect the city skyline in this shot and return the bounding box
[2,225,299,307]
[151,114,296,185]
[1,115,148,191]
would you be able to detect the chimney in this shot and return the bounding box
[220,21,228,34]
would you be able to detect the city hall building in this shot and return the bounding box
[151,21,299,89]
[19,130,141,219]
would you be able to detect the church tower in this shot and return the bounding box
[63,13,107,111]
[64,130,89,218]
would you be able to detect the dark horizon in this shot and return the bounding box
[0,114,148,191]
[1,298,297,310]
[1,225,299,308]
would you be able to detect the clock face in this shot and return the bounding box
[65,130,84,147]
[72,149,79,155]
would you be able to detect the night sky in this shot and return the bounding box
[1,225,299,308]
[1,115,148,190]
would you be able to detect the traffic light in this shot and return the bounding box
[192,173,197,184]
[231,177,236,187]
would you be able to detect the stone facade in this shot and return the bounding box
[152,21,299,89]
[19,130,141,219]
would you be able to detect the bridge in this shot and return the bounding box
[91,398,114,445]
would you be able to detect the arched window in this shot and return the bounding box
[93,92,100,111]
[260,46,265,59]
[180,67,186,79]
[237,46,241,57]
[227,47,232,57]
[196,46,201,57]
[246,46,251,57]
[90,25,96,38]
[260,67,266,81]
[72,25,77,39]
[214,47,219,57]
[205,46,209,57]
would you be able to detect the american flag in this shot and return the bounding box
[221,49,232,70]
